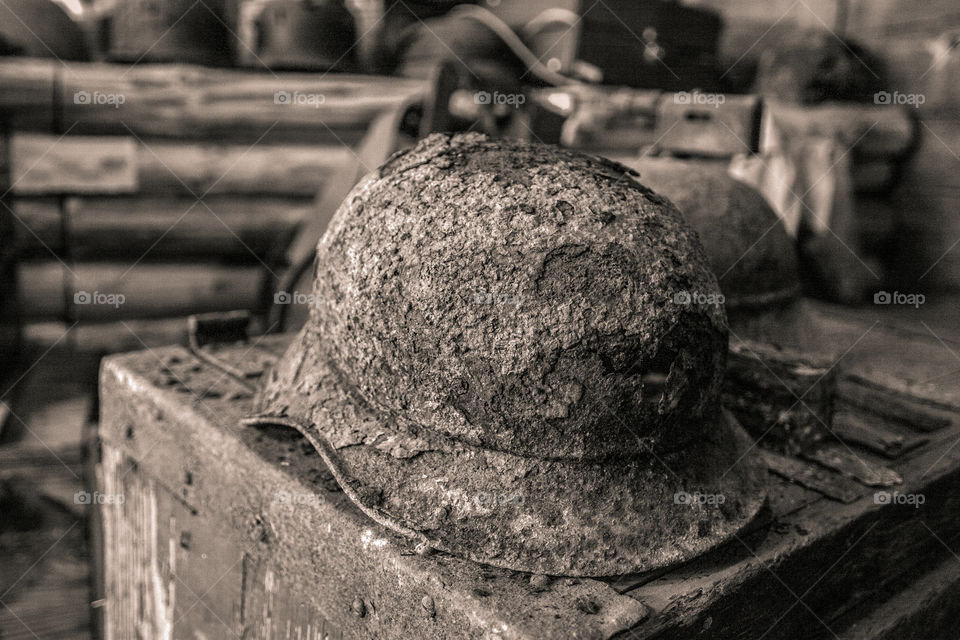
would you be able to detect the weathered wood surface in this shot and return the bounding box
[838,558,960,640]
[18,262,266,321]
[0,58,431,143]
[8,198,61,259]
[0,443,91,640]
[10,133,353,196]
[0,130,20,363]
[12,196,309,261]
[97,300,960,638]
[831,409,928,458]
[22,318,194,353]
[723,339,835,454]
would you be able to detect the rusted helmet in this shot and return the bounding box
[249,0,356,71]
[245,133,766,576]
[630,158,801,317]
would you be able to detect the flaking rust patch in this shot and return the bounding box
[303,133,727,461]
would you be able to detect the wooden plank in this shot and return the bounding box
[8,198,62,257]
[134,142,351,197]
[23,318,192,353]
[18,261,65,319]
[18,262,266,321]
[13,395,92,452]
[802,444,902,487]
[723,338,835,453]
[760,449,865,503]
[836,376,955,432]
[11,134,139,195]
[832,409,929,458]
[0,439,90,639]
[162,489,245,638]
[756,301,960,415]
[839,558,960,639]
[63,196,310,261]
[10,133,354,196]
[241,556,345,640]
[0,58,56,131]
[0,58,430,141]
[0,442,84,478]
[0,528,91,639]
[625,424,960,639]
[11,196,309,262]
[99,446,172,640]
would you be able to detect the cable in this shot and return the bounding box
[446,4,582,86]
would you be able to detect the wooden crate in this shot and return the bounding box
[96,302,960,639]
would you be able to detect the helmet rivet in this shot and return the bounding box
[421,596,436,618]
[351,597,366,618]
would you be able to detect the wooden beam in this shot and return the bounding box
[10,133,354,196]
[18,262,267,321]
[0,58,430,141]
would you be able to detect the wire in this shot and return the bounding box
[446,4,582,86]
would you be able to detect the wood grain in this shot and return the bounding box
[0,58,430,142]
[18,262,266,321]
[10,133,354,197]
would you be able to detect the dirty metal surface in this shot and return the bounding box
[98,311,960,638]
[307,133,728,461]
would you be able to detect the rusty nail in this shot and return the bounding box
[351,597,366,618]
[421,595,435,618]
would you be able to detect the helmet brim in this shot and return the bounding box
[243,324,768,577]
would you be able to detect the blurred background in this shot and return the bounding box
[0,0,958,637]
